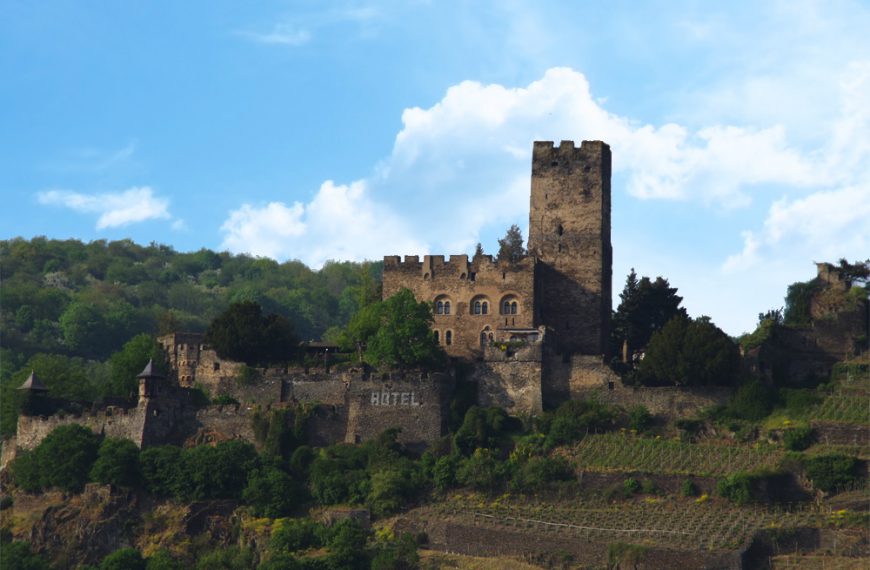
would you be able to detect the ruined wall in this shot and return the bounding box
[382,254,537,359]
[15,406,147,450]
[472,342,543,414]
[542,353,619,407]
[574,382,731,418]
[528,140,612,357]
[345,372,452,447]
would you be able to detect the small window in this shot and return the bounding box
[434,330,440,344]
[445,331,452,346]
[558,224,564,236]
[444,301,451,315]
[511,302,517,314]
[482,302,488,315]
[436,301,444,315]
[471,296,490,315]
[473,301,482,315]
[213,362,220,371]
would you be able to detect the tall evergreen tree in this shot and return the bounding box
[497,224,526,263]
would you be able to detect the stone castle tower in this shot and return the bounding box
[529,140,612,356]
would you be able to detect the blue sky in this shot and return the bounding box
[3,1,869,336]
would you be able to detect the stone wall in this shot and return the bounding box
[473,343,543,414]
[382,254,537,359]
[542,353,619,407]
[345,372,452,448]
[15,406,147,450]
[575,382,731,418]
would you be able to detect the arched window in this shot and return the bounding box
[434,295,452,316]
[445,330,452,346]
[434,330,440,344]
[500,295,519,315]
[471,295,490,316]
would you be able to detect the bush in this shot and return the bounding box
[432,454,460,491]
[145,549,183,570]
[139,445,182,497]
[370,532,419,570]
[681,479,698,497]
[627,405,652,432]
[0,539,51,570]
[782,426,814,451]
[11,424,100,493]
[243,467,303,518]
[717,473,752,504]
[725,379,775,421]
[100,548,146,570]
[175,440,259,501]
[456,448,506,493]
[91,437,141,487]
[622,477,640,496]
[640,479,658,495]
[543,399,614,448]
[270,518,324,553]
[453,406,510,455]
[803,454,861,493]
[367,465,424,517]
[511,456,574,491]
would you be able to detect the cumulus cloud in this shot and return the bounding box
[220,180,425,268]
[219,65,867,333]
[37,186,171,229]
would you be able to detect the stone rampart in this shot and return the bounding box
[473,360,542,415]
[345,372,452,447]
[16,406,147,449]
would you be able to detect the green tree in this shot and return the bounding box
[0,540,52,570]
[365,289,444,369]
[100,548,146,570]
[496,224,526,263]
[108,334,165,396]
[636,315,740,387]
[59,301,111,358]
[243,466,303,518]
[784,279,822,325]
[612,270,686,356]
[205,301,299,366]
[145,549,183,570]
[139,445,183,497]
[175,440,259,501]
[12,424,100,493]
[90,437,141,488]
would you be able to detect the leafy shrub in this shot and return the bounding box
[627,405,652,432]
[717,473,752,504]
[100,548,146,570]
[211,394,239,406]
[90,437,141,487]
[174,440,259,501]
[367,462,425,517]
[511,456,574,491]
[681,479,698,497]
[724,379,775,421]
[432,454,460,491]
[640,479,658,495]
[243,466,303,518]
[270,518,324,553]
[543,399,615,448]
[139,445,182,497]
[803,454,861,493]
[145,549,182,570]
[622,477,640,495]
[0,539,51,570]
[457,448,507,493]
[778,389,821,416]
[453,406,511,455]
[782,426,814,451]
[370,532,419,570]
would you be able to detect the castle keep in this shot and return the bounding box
[383,140,614,409]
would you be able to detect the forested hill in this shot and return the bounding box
[0,238,381,431]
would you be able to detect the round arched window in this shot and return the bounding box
[500,295,519,315]
[434,295,452,315]
[470,295,490,315]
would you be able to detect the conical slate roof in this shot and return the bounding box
[136,359,164,379]
[18,370,48,392]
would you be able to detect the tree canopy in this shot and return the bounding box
[611,269,687,355]
[205,301,299,366]
[497,224,526,263]
[634,314,740,387]
[364,289,445,369]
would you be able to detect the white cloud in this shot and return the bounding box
[37,186,171,229]
[236,25,311,46]
[219,180,425,268]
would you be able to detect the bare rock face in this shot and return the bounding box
[27,484,140,567]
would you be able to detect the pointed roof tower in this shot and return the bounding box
[18,370,49,392]
[137,359,164,380]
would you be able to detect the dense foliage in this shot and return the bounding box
[611,269,687,356]
[359,289,445,369]
[205,301,299,366]
[496,224,526,263]
[0,237,383,437]
[634,315,740,387]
